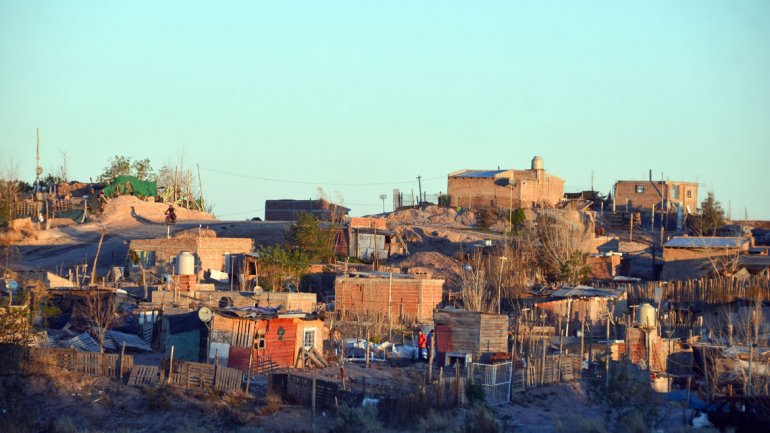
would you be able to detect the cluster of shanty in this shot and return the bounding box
[2,154,768,429]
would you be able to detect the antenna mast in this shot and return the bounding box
[35,128,43,183]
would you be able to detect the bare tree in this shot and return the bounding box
[81,290,120,352]
[457,250,495,313]
[535,211,594,284]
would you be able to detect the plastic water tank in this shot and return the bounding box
[176,251,195,275]
[637,303,657,328]
[531,155,544,171]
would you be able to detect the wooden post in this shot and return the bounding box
[541,336,547,385]
[311,377,317,426]
[428,334,435,383]
[168,345,175,385]
[605,311,611,387]
[246,350,253,394]
[214,349,219,388]
[388,272,393,341]
[90,229,106,285]
[365,329,371,368]
[119,341,126,379]
[438,367,444,406]
[455,363,461,406]
[580,314,585,371]
[558,316,564,381]
[629,212,633,242]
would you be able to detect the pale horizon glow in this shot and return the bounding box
[1,1,769,219]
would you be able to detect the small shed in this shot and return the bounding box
[433,308,508,364]
[208,309,326,371]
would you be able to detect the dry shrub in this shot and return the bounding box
[50,417,78,433]
[142,385,174,410]
[332,405,383,433]
[462,404,499,433]
[0,413,33,433]
[417,409,453,432]
[554,414,607,433]
[258,392,282,416]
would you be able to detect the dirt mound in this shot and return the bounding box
[388,251,462,283]
[388,205,476,227]
[173,227,217,238]
[98,196,215,227]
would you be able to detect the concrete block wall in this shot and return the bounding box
[334,275,444,323]
[614,181,698,211]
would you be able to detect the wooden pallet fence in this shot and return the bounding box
[128,365,160,386]
[169,361,243,393]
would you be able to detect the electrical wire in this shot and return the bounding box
[200,166,444,187]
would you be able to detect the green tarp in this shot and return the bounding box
[102,175,157,198]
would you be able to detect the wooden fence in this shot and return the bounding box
[0,345,133,378]
[165,360,243,393]
[628,277,770,306]
[524,354,582,389]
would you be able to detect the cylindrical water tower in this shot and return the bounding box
[176,251,195,275]
[637,303,657,329]
[531,155,544,171]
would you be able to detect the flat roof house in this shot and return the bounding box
[447,156,564,209]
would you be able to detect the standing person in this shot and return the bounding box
[427,329,435,361]
[417,329,427,362]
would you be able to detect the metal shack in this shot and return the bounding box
[433,308,508,365]
[208,308,326,371]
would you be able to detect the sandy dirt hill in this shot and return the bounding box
[13,196,288,276]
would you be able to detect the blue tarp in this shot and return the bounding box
[662,389,707,410]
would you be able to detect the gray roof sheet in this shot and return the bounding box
[664,237,746,248]
[452,170,506,178]
[550,286,626,299]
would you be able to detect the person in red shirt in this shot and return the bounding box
[417,329,427,361]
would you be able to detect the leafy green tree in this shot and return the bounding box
[98,155,154,182]
[697,192,725,236]
[131,158,154,180]
[288,212,336,263]
[256,244,309,291]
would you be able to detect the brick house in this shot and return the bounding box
[334,271,444,324]
[661,236,750,280]
[128,232,254,281]
[613,180,698,212]
[447,156,564,209]
[264,199,350,222]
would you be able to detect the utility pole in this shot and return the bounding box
[497,256,507,315]
[508,176,513,233]
[197,163,204,211]
[416,176,422,206]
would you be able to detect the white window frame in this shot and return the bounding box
[303,328,317,350]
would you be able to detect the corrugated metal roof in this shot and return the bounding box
[105,330,152,352]
[664,237,747,248]
[451,170,506,178]
[59,332,101,352]
[550,286,626,299]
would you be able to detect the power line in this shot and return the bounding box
[200,166,444,187]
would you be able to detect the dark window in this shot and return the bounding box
[635,185,645,193]
[686,190,692,199]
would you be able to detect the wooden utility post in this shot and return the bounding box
[605,310,611,387]
[388,272,393,341]
[580,314,585,370]
[197,163,204,210]
[90,228,106,285]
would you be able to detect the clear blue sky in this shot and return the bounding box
[2,1,769,219]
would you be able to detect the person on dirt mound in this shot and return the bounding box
[165,205,177,224]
